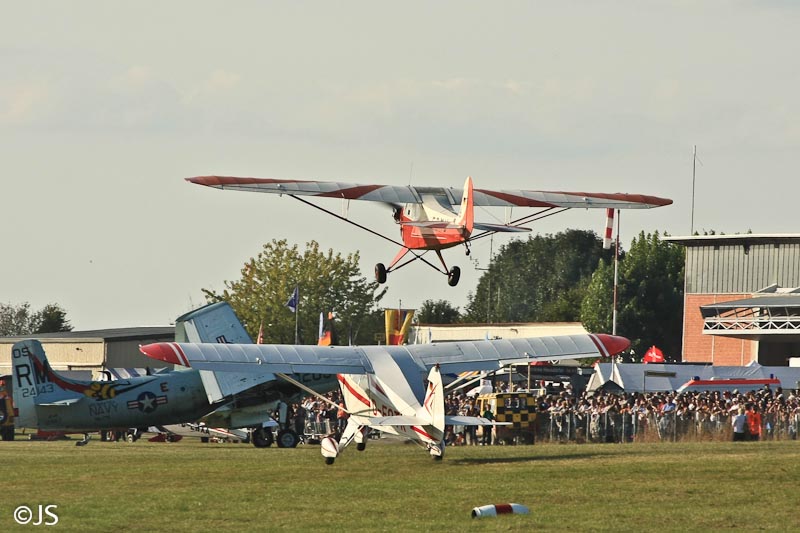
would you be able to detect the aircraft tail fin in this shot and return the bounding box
[11,340,89,428]
[174,301,253,344]
[419,364,445,433]
[455,176,474,235]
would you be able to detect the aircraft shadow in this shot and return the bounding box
[450,449,623,465]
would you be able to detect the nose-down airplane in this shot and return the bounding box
[186,175,671,286]
[140,332,630,463]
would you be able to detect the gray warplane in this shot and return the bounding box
[10,302,336,447]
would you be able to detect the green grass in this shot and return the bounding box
[1,437,799,532]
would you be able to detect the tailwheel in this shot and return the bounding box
[375,263,387,284]
[447,266,461,287]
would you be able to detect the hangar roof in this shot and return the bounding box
[665,234,800,246]
[0,326,175,344]
[702,295,800,311]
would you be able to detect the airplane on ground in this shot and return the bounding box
[140,332,630,464]
[186,175,672,286]
[9,302,335,447]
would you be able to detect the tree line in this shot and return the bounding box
[417,229,685,359]
[3,230,685,360]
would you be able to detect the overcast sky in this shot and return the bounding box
[3,2,799,330]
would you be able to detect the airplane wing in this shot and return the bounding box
[139,334,628,377]
[187,176,671,209]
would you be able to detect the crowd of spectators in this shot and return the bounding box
[286,381,800,445]
[447,382,800,445]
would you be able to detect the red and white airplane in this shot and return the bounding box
[186,175,672,286]
[140,332,630,464]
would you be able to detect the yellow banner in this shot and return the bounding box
[385,309,415,345]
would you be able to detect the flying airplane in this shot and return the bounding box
[186,175,672,286]
[140,332,630,463]
[9,302,335,447]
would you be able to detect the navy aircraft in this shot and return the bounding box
[10,302,336,447]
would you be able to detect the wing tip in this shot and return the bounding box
[140,342,189,366]
[589,334,631,357]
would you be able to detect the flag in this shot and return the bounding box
[603,208,615,250]
[285,286,299,313]
[385,308,414,345]
[318,311,334,346]
[256,321,264,344]
[642,345,665,364]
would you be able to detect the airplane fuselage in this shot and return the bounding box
[14,354,214,431]
[397,196,471,250]
[337,347,444,449]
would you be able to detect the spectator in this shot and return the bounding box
[732,406,748,441]
[747,404,763,441]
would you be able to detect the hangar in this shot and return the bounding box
[665,234,800,366]
[0,327,175,378]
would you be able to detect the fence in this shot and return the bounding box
[530,409,800,444]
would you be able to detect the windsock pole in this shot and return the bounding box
[612,209,620,336]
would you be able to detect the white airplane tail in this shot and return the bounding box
[11,340,89,428]
[454,176,474,235]
[419,365,445,433]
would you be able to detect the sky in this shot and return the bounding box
[3,1,799,330]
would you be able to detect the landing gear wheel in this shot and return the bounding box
[1,426,14,441]
[447,266,461,287]
[375,263,387,284]
[276,429,300,448]
[325,457,335,465]
[252,427,274,448]
[357,442,366,452]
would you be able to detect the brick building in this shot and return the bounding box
[666,234,800,365]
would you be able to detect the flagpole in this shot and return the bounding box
[294,300,299,344]
[612,209,620,336]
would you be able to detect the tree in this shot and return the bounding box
[0,302,73,335]
[416,299,460,324]
[203,239,386,344]
[462,230,613,323]
[34,303,73,333]
[581,231,684,358]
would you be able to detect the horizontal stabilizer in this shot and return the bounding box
[446,415,510,426]
[362,415,426,427]
[473,222,531,233]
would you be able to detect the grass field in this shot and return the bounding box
[1,437,799,532]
